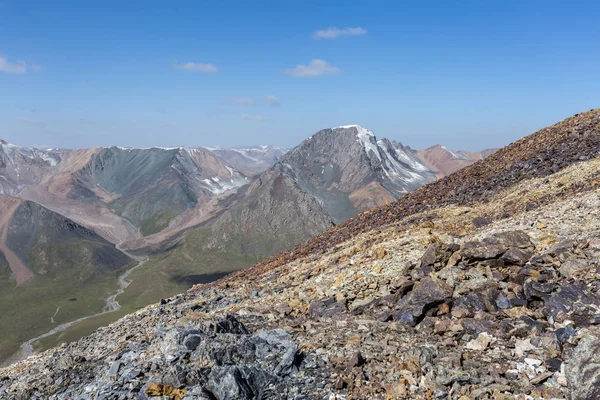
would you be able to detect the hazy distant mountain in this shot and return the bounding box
[0,142,64,195]
[0,143,251,245]
[415,144,498,179]
[206,145,288,175]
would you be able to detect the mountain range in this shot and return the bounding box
[1,109,599,399]
[0,127,493,364]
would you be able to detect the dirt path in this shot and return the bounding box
[50,307,61,324]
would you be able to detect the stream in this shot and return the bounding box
[1,251,147,367]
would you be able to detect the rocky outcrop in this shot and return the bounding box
[565,328,600,400]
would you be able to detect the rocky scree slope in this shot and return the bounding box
[1,109,600,399]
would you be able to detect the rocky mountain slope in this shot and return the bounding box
[278,126,435,221]
[1,109,599,399]
[2,145,250,246]
[415,144,497,179]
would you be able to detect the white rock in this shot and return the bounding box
[514,338,537,357]
[465,332,494,351]
[524,357,543,368]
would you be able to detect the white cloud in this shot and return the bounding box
[0,56,27,74]
[312,27,367,39]
[174,62,218,72]
[241,114,264,121]
[266,95,280,107]
[228,97,255,106]
[284,59,340,78]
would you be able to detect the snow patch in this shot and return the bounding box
[334,125,373,136]
[354,127,381,161]
[38,153,58,166]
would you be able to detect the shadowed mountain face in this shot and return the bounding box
[205,169,335,259]
[6,201,130,274]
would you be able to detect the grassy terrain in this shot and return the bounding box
[30,226,261,354]
[139,208,178,236]
[116,226,259,309]
[0,240,133,365]
[32,308,131,353]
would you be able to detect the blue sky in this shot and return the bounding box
[1,0,599,150]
